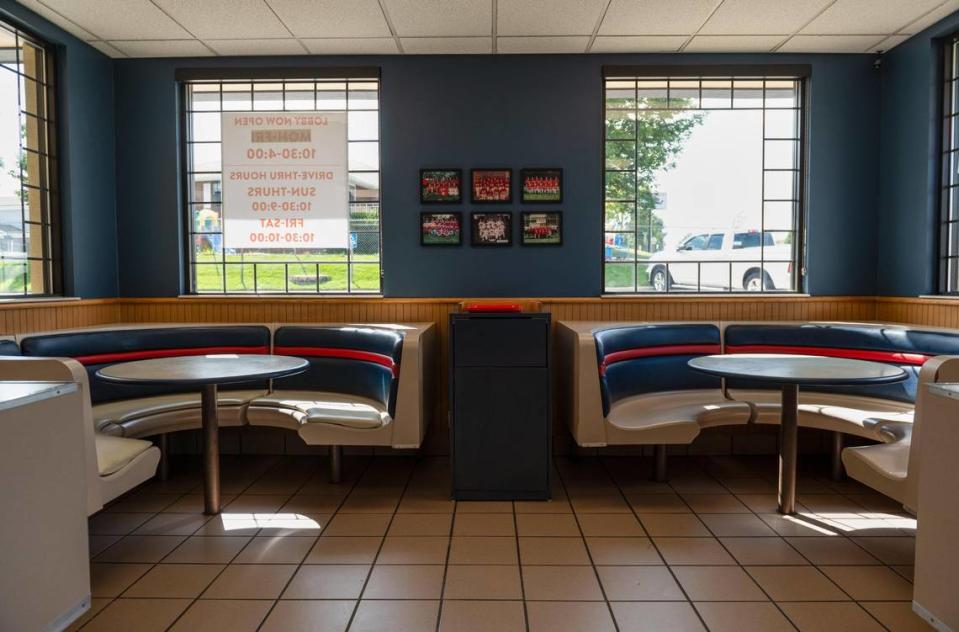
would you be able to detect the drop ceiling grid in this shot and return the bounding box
[13,0,959,56]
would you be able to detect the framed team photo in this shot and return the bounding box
[521,211,563,246]
[420,168,462,204]
[521,168,563,203]
[471,212,512,246]
[471,168,512,203]
[420,212,462,246]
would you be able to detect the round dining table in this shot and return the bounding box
[688,354,907,514]
[97,354,308,514]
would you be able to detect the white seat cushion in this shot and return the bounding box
[93,390,266,437]
[733,390,914,440]
[94,390,264,425]
[841,422,911,503]
[95,434,155,476]
[606,389,751,444]
[249,391,390,430]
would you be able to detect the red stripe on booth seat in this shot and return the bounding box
[74,346,270,366]
[600,344,722,375]
[273,346,399,376]
[725,344,929,366]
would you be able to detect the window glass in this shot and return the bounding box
[183,77,381,294]
[603,74,804,293]
[942,39,959,293]
[0,23,57,296]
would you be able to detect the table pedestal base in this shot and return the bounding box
[778,383,799,515]
[202,384,220,515]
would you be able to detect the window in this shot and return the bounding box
[941,38,959,293]
[182,73,381,294]
[604,69,805,294]
[0,22,58,296]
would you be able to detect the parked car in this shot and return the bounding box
[646,230,793,291]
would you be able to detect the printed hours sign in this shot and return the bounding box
[221,111,349,249]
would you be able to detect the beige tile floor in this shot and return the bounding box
[69,454,932,632]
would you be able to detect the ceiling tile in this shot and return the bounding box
[400,36,492,54]
[267,0,391,38]
[869,34,910,53]
[800,0,944,35]
[699,0,833,35]
[302,38,400,54]
[152,0,290,39]
[107,39,213,57]
[205,38,307,56]
[15,0,97,40]
[86,40,127,57]
[899,0,959,34]
[778,34,885,53]
[685,34,786,52]
[497,0,608,36]
[599,0,721,36]
[497,36,589,53]
[37,0,192,39]
[383,0,491,36]
[590,35,687,52]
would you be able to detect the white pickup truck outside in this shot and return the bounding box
[645,230,793,291]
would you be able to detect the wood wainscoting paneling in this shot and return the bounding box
[0,298,118,335]
[875,297,959,329]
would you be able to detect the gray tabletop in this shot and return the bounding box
[96,354,309,386]
[688,354,908,385]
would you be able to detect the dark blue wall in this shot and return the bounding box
[114,53,881,298]
[877,10,959,296]
[0,0,117,297]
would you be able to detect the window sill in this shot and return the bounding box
[178,294,385,299]
[0,296,80,304]
[600,293,811,299]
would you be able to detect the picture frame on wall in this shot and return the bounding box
[420,168,462,204]
[420,212,463,246]
[521,211,563,246]
[471,212,512,246]
[521,168,563,203]
[471,168,512,203]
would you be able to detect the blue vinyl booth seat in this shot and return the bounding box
[558,319,959,510]
[591,324,751,447]
[721,323,959,435]
[0,322,435,488]
[0,339,20,356]
[17,326,272,438]
[247,326,404,431]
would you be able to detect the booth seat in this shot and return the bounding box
[0,356,160,515]
[247,323,435,481]
[8,322,435,483]
[722,322,959,432]
[722,322,959,486]
[558,321,750,479]
[16,324,272,441]
[842,354,959,512]
[559,319,959,507]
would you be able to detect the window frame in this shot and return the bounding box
[940,36,959,294]
[601,65,809,295]
[177,67,383,296]
[0,19,60,298]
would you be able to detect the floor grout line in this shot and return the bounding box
[77,454,917,632]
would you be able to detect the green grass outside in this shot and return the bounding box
[605,256,652,292]
[193,251,380,293]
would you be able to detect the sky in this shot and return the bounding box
[654,109,766,250]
